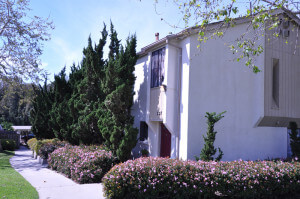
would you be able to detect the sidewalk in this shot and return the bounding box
[10,146,105,199]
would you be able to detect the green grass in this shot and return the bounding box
[0,150,39,199]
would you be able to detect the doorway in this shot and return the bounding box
[160,123,171,157]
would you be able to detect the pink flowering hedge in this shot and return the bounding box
[103,157,300,199]
[48,144,116,184]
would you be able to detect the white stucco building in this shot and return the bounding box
[132,9,300,161]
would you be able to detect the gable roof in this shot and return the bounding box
[138,8,300,57]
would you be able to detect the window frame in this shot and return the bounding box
[150,47,166,88]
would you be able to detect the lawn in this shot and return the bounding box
[0,150,39,199]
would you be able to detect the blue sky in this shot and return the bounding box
[29,0,185,80]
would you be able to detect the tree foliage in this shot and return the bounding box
[289,122,300,158]
[30,23,138,161]
[0,117,13,131]
[98,23,138,162]
[30,80,55,139]
[49,67,73,142]
[195,111,226,161]
[0,0,54,81]
[69,26,108,145]
[156,0,300,73]
[0,77,34,125]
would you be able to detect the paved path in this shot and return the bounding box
[10,146,105,199]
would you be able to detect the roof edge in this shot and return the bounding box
[137,8,300,57]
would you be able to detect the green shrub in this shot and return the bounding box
[27,138,63,158]
[34,139,54,154]
[195,111,225,161]
[103,157,300,199]
[27,138,37,150]
[289,122,300,158]
[38,140,67,159]
[1,139,16,151]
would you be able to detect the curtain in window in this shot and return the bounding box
[151,47,165,88]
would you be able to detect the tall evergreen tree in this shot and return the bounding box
[49,67,73,141]
[70,26,108,144]
[30,80,55,139]
[98,24,138,162]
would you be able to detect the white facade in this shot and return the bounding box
[132,9,300,161]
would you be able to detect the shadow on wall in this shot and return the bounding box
[132,59,149,158]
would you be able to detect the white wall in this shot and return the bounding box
[132,55,149,157]
[185,23,287,161]
[131,53,163,158]
[178,37,191,160]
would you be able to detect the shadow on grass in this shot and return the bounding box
[1,150,14,156]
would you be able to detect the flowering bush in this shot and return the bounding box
[103,157,300,199]
[48,144,116,184]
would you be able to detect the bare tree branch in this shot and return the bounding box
[0,0,54,82]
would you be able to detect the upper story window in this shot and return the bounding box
[151,47,165,88]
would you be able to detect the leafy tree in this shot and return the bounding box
[0,77,34,125]
[69,26,108,145]
[195,111,226,161]
[289,122,300,158]
[98,24,138,162]
[30,80,55,139]
[0,116,13,131]
[0,0,54,81]
[155,0,300,73]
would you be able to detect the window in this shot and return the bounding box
[139,121,148,141]
[272,58,279,108]
[151,47,165,88]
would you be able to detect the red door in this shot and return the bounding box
[160,123,171,157]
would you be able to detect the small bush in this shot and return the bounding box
[34,139,53,154]
[1,139,16,151]
[103,157,300,199]
[27,138,37,150]
[38,141,66,159]
[48,145,117,184]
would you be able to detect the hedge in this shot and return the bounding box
[1,139,16,151]
[48,144,117,184]
[103,157,300,199]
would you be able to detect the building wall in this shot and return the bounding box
[164,43,181,158]
[178,37,191,160]
[132,19,296,161]
[132,55,149,157]
[186,23,287,161]
[263,18,300,126]
[131,52,164,157]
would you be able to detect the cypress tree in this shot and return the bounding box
[30,80,55,139]
[196,111,226,161]
[70,26,108,144]
[98,24,138,162]
[49,67,73,142]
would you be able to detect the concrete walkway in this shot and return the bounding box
[10,146,105,199]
